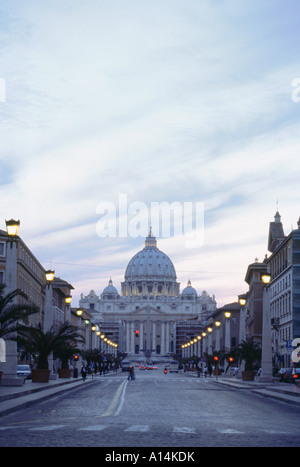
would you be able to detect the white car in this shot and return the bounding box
[17,365,32,379]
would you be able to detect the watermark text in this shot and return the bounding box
[96,195,204,249]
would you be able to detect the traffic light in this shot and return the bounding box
[213,356,219,362]
[74,355,79,361]
[135,330,140,337]
[228,357,234,363]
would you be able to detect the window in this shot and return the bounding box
[0,242,5,257]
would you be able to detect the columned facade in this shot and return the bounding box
[79,231,217,361]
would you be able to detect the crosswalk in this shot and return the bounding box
[0,423,293,437]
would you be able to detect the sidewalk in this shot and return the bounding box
[0,374,102,417]
[183,371,300,407]
[215,376,300,406]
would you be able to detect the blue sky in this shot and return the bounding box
[0,0,299,307]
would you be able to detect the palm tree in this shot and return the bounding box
[54,341,80,370]
[237,338,261,376]
[0,283,40,339]
[15,322,84,370]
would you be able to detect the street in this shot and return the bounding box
[0,367,300,448]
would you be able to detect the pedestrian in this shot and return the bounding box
[128,366,135,381]
[81,365,87,381]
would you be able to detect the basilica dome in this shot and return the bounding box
[124,229,177,282]
[181,280,197,299]
[102,279,118,299]
[122,229,179,297]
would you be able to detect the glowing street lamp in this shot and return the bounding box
[45,270,55,283]
[5,219,20,238]
[261,272,273,382]
[261,273,271,285]
[224,311,231,352]
[65,295,72,305]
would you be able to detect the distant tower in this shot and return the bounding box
[268,211,286,253]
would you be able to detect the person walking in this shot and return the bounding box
[81,365,87,381]
[128,366,135,381]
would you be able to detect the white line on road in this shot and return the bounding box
[78,425,107,431]
[124,425,150,432]
[29,425,65,431]
[173,427,196,434]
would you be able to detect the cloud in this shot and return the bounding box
[0,0,299,307]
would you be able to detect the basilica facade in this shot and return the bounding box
[79,230,217,361]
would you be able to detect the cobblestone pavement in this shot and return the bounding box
[1,369,300,448]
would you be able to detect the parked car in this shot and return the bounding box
[280,368,300,384]
[17,365,32,379]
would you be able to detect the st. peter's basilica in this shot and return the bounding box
[79,229,216,361]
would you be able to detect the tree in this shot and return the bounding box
[54,341,80,370]
[15,322,84,370]
[237,338,261,372]
[0,283,40,339]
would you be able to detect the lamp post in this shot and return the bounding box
[207,327,213,355]
[260,273,273,382]
[44,270,55,374]
[76,309,83,370]
[224,311,231,353]
[197,335,201,358]
[237,295,247,378]
[2,219,20,384]
[65,295,72,323]
[44,270,55,333]
[214,321,221,352]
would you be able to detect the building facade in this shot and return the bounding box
[79,230,217,361]
[244,260,268,345]
[266,214,300,368]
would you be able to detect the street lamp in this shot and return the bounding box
[260,272,273,382]
[65,295,72,323]
[261,273,271,285]
[44,269,55,333]
[237,294,247,378]
[45,270,55,284]
[44,269,55,372]
[2,219,20,383]
[5,219,20,239]
[224,311,231,353]
[207,327,213,355]
[214,321,221,352]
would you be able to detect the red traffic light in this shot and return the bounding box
[74,355,79,361]
[214,356,219,361]
[229,357,234,363]
[135,330,140,336]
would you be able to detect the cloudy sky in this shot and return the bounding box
[0,0,299,307]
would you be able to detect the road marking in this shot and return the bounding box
[262,429,291,435]
[124,425,150,432]
[29,425,65,431]
[217,429,245,434]
[173,427,196,434]
[114,379,128,417]
[101,379,128,418]
[78,425,107,431]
